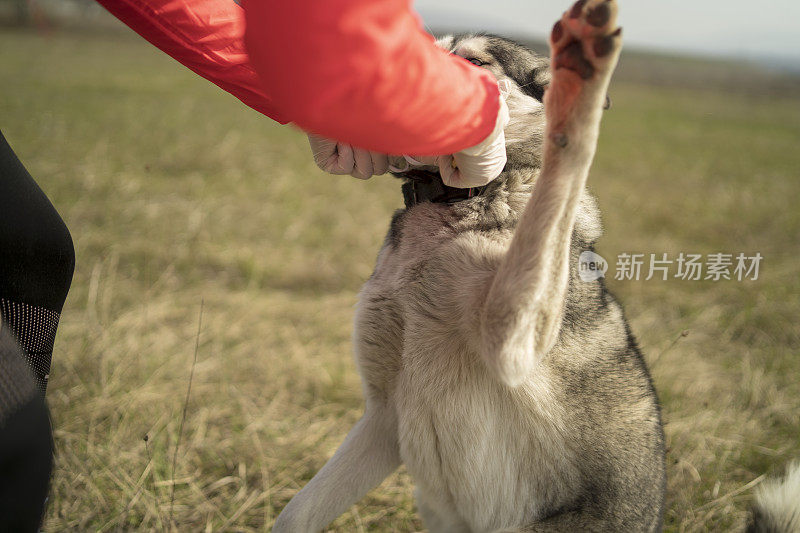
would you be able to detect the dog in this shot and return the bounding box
[272,0,799,531]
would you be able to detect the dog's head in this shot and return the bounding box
[437,33,551,173]
[390,34,550,201]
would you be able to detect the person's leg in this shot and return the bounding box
[0,129,75,393]
[0,129,75,530]
[0,324,53,532]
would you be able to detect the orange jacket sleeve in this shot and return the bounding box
[97,0,500,155]
[96,0,290,123]
[242,0,501,155]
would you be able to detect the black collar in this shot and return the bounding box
[396,169,485,208]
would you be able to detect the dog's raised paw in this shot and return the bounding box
[551,0,621,80]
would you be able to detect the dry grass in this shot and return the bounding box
[1,26,799,532]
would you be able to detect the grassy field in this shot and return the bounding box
[2,26,799,532]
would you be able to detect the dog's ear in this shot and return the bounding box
[519,65,550,102]
[501,61,550,102]
[486,37,551,102]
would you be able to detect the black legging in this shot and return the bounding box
[0,130,75,531]
[0,130,75,392]
[0,326,54,532]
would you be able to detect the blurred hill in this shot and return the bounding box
[429,30,800,97]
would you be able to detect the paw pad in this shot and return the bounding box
[551,0,621,79]
[551,20,564,43]
[593,27,622,58]
[586,2,611,27]
[569,0,587,19]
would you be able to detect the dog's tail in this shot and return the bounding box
[746,461,800,533]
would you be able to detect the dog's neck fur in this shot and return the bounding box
[433,162,601,250]
[392,166,538,238]
[446,168,538,227]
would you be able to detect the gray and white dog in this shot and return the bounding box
[273,0,799,531]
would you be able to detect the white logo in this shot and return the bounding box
[578,251,608,282]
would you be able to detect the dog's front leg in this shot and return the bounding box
[272,402,400,532]
[480,0,622,387]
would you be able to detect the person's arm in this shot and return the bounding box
[95,0,290,124]
[97,0,504,175]
[242,0,501,157]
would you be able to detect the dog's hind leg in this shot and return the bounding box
[271,401,400,532]
[480,0,622,387]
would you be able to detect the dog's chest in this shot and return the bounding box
[393,355,568,531]
[356,237,569,531]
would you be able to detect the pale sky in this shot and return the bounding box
[414,0,800,65]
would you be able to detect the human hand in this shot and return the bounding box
[307,134,389,180]
[403,81,511,188]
